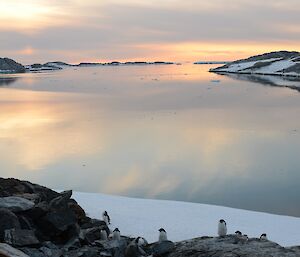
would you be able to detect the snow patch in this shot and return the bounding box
[72,192,300,247]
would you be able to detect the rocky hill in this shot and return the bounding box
[0,178,299,257]
[0,58,25,73]
[210,51,300,77]
[168,236,300,257]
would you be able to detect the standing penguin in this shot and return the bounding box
[100,229,108,240]
[158,228,168,242]
[218,219,227,237]
[102,211,111,225]
[113,228,121,241]
[260,233,268,240]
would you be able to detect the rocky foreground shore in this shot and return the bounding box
[0,178,299,257]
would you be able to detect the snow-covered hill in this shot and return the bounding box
[73,191,300,247]
[210,51,300,77]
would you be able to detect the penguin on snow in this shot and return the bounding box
[218,219,227,237]
[158,228,168,242]
[102,210,111,225]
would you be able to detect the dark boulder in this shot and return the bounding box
[80,227,104,245]
[49,190,72,210]
[0,243,30,257]
[151,240,175,257]
[0,196,35,212]
[0,208,21,241]
[0,178,60,202]
[37,209,79,243]
[19,247,46,257]
[63,245,101,257]
[68,199,86,224]
[39,246,62,257]
[4,229,39,247]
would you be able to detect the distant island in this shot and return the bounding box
[210,51,300,77]
[0,58,26,73]
[194,61,228,65]
[0,58,175,73]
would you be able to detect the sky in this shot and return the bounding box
[0,0,300,63]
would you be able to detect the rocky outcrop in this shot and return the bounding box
[0,58,25,73]
[168,236,300,257]
[0,178,299,257]
[210,51,300,77]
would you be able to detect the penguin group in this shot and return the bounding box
[100,210,269,256]
[218,219,268,242]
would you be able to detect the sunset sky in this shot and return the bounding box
[1,0,300,63]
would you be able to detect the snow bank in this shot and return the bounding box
[210,52,300,77]
[73,192,300,247]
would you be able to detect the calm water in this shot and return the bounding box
[1,64,300,217]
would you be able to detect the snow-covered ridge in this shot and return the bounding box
[210,51,300,77]
[73,191,300,247]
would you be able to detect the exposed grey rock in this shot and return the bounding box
[4,229,39,247]
[0,209,21,241]
[14,193,41,204]
[81,227,103,245]
[42,209,77,232]
[39,246,62,257]
[19,248,46,257]
[167,235,300,257]
[151,240,175,257]
[63,236,81,251]
[49,190,72,210]
[37,208,79,243]
[63,245,101,257]
[0,58,25,73]
[0,243,30,257]
[0,178,60,202]
[125,240,147,257]
[0,197,35,212]
[96,238,128,257]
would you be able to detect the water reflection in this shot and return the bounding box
[0,77,19,86]
[0,64,300,217]
[217,72,300,93]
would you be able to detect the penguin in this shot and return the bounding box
[243,234,249,241]
[218,219,227,237]
[260,233,267,240]
[100,229,108,240]
[102,211,111,225]
[136,237,148,247]
[235,231,242,236]
[125,237,146,257]
[233,230,243,243]
[112,228,121,241]
[158,228,167,242]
